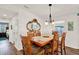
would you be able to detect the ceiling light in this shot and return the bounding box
[3,14,7,17]
[45,21,48,25]
[51,22,55,24]
[45,4,54,25]
[45,21,49,25]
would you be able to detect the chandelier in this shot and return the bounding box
[45,4,54,25]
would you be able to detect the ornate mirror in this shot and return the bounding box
[26,19,41,31]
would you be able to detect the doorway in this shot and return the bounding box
[0,22,9,41]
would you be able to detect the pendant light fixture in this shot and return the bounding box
[45,4,54,25]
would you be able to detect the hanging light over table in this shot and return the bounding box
[45,4,54,25]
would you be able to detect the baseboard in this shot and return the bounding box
[66,46,79,50]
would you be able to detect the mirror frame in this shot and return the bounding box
[26,19,41,31]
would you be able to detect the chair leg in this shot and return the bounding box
[55,51,58,55]
[64,46,66,55]
[23,50,25,55]
[56,50,58,55]
[44,48,48,55]
[51,50,54,55]
[51,50,58,55]
[57,47,59,55]
[61,47,63,55]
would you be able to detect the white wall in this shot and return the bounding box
[65,15,79,49]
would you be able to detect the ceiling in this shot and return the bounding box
[25,4,79,19]
[0,4,79,20]
[0,5,22,19]
[0,8,17,19]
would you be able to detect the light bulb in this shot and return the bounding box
[51,22,54,24]
[45,22,48,25]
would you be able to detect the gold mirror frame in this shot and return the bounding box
[26,19,41,31]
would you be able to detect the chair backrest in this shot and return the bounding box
[61,32,66,48]
[27,32,35,37]
[35,30,41,36]
[21,36,32,55]
[51,31,59,54]
[27,30,41,37]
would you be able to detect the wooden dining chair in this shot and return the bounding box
[59,32,66,55]
[21,36,32,55]
[44,31,59,55]
[27,32,35,37]
[27,30,41,37]
[50,31,59,55]
[36,32,41,36]
[21,35,44,55]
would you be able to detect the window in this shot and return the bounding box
[0,23,8,33]
[55,26,64,37]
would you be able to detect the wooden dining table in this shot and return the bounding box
[31,35,62,47]
[31,35,53,47]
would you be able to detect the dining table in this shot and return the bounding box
[31,35,62,47]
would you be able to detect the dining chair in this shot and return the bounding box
[21,36,32,55]
[27,30,41,37]
[33,30,41,36]
[21,35,44,55]
[36,32,41,36]
[44,31,59,55]
[51,31,59,55]
[27,32,35,37]
[59,32,66,55]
